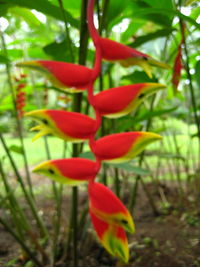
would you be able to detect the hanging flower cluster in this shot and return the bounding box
[172,22,186,93]
[18,0,169,262]
[15,73,27,118]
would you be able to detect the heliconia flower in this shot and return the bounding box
[98,37,171,78]
[25,109,96,142]
[172,44,182,92]
[16,60,93,92]
[93,83,165,118]
[16,82,26,118]
[92,132,162,163]
[90,210,129,263]
[33,158,99,186]
[89,182,135,233]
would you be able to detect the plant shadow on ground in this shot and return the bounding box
[0,176,200,267]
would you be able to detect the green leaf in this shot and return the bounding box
[127,2,173,27]
[2,0,79,28]
[131,8,200,29]
[8,7,41,27]
[158,153,185,161]
[129,28,176,48]
[121,19,146,42]
[2,49,23,60]
[9,145,23,154]
[122,71,158,83]
[134,106,178,123]
[109,162,151,175]
[79,151,95,160]
[0,55,10,64]
[142,0,173,10]
[43,38,76,62]
[106,0,129,29]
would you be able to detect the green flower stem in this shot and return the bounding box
[63,1,90,266]
[99,0,110,34]
[114,168,120,198]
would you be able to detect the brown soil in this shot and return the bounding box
[0,178,200,267]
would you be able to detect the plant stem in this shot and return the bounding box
[0,133,49,240]
[181,20,200,164]
[129,96,159,215]
[57,0,75,62]
[0,217,43,267]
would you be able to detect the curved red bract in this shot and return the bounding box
[93,132,142,160]
[99,37,148,60]
[89,182,128,214]
[46,110,97,139]
[52,158,98,181]
[38,60,93,89]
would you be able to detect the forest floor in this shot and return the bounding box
[0,176,200,267]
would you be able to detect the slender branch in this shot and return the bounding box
[57,0,75,62]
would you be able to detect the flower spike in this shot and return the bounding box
[33,158,99,186]
[89,182,135,233]
[90,210,129,263]
[93,83,166,118]
[99,37,170,78]
[26,109,96,142]
[93,132,162,163]
[16,60,93,92]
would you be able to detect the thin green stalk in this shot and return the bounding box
[0,133,49,240]
[181,21,200,164]
[0,217,43,267]
[129,96,159,215]
[99,0,110,34]
[0,160,31,239]
[114,168,120,198]
[172,132,184,195]
[57,0,75,62]
[64,1,89,266]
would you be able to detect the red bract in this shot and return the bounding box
[90,210,129,263]
[89,182,135,233]
[172,44,182,91]
[92,132,162,162]
[33,158,99,186]
[93,83,165,118]
[17,60,93,92]
[15,77,27,118]
[99,37,170,78]
[26,109,97,142]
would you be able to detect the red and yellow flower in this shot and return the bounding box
[26,109,97,142]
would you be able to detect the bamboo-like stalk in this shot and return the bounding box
[0,160,29,240]
[0,217,43,267]
[61,1,90,266]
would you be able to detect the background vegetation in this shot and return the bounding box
[0,0,200,266]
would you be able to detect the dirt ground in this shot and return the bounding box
[0,179,200,267]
